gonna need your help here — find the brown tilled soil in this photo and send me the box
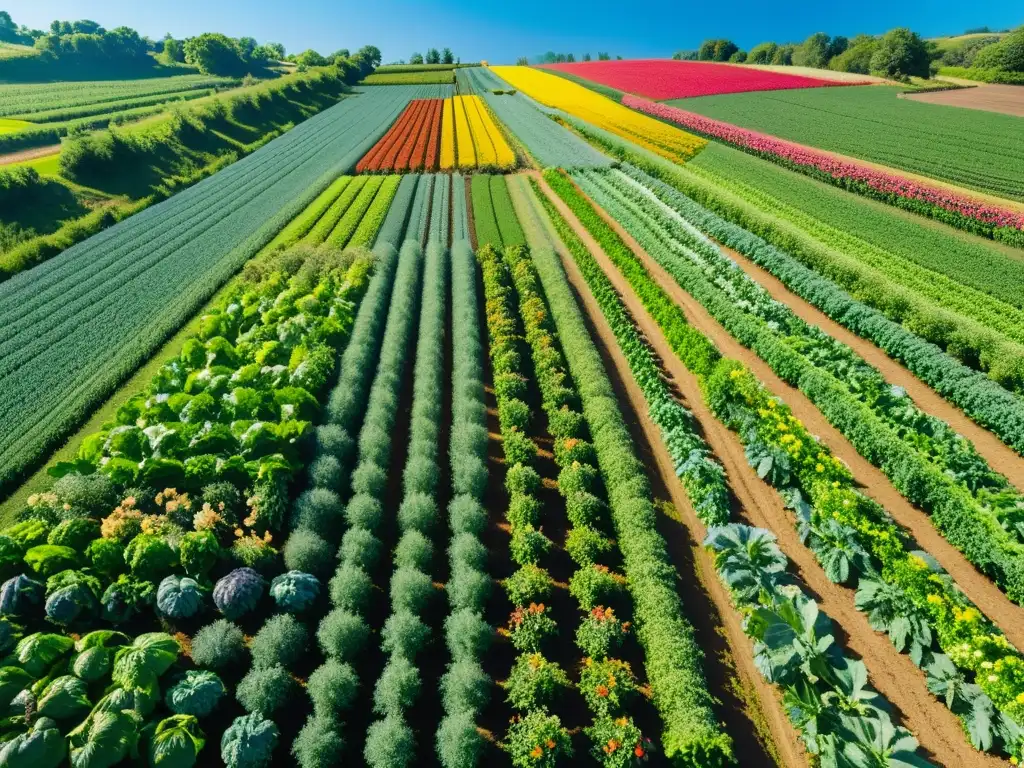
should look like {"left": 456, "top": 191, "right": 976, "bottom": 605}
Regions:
{"left": 903, "top": 84, "right": 1024, "bottom": 117}
{"left": 532, "top": 171, "right": 1007, "bottom": 767}
{"left": 568, "top": 177, "right": 1024, "bottom": 649}
{"left": 719, "top": 242, "right": 1024, "bottom": 491}
{"left": 0, "top": 144, "right": 60, "bottom": 166}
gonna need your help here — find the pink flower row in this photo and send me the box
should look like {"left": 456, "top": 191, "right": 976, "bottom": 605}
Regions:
{"left": 623, "top": 95, "right": 1024, "bottom": 232}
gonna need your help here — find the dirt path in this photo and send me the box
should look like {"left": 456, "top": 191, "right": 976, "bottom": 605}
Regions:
{"left": 0, "top": 144, "right": 60, "bottom": 167}
{"left": 719, "top": 242, "right": 1024, "bottom": 491}
{"left": 531, "top": 172, "right": 1009, "bottom": 766}
{"left": 903, "top": 83, "right": 1024, "bottom": 117}
{"left": 570, "top": 178, "right": 1024, "bottom": 647}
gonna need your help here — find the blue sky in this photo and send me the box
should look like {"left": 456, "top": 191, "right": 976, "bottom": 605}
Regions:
{"left": 7, "top": 0, "right": 1021, "bottom": 63}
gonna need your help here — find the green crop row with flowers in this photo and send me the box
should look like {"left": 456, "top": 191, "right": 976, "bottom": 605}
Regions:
{"left": 610, "top": 162, "right": 1024, "bottom": 454}
{"left": 538, "top": 168, "right": 1024, "bottom": 760}
{"left": 526, "top": 176, "right": 932, "bottom": 766}
{"left": 571, "top": 166, "right": 1024, "bottom": 605}
{"left": 500, "top": 239, "right": 659, "bottom": 767}
{"left": 518, "top": 194, "right": 733, "bottom": 765}
{"left": 436, "top": 237, "right": 495, "bottom": 767}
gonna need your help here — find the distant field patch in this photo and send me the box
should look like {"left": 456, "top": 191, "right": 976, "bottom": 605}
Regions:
{"left": 671, "top": 85, "right": 1024, "bottom": 201}
{"left": 539, "top": 59, "right": 864, "bottom": 99}
{"left": 0, "top": 118, "right": 32, "bottom": 135}
{"left": 361, "top": 70, "right": 455, "bottom": 85}
{"left": 0, "top": 74, "right": 237, "bottom": 118}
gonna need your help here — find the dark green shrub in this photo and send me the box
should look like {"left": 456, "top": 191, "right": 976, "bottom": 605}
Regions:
{"left": 506, "top": 494, "right": 541, "bottom": 529}
{"left": 394, "top": 531, "right": 433, "bottom": 571}
{"left": 250, "top": 613, "right": 308, "bottom": 670}
{"left": 390, "top": 567, "right": 433, "bottom": 614}
{"left": 565, "top": 492, "right": 607, "bottom": 529}
{"left": 448, "top": 533, "right": 487, "bottom": 571}
{"left": 502, "top": 653, "right": 569, "bottom": 710}
{"left": 452, "top": 457, "right": 487, "bottom": 499}
{"left": 505, "top": 464, "right": 540, "bottom": 496}
{"left": 502, "top": 431, "right": 536, "bottom": 467}
{"left": 307, "top": 659, "right": 359, "bottom": 717}
{"left": 345, "top": 493, "right": 384, "bottom": 531}
{"left": 436, "top": 711, "right": 484, "bottom": 768}
{"left": 283, "top": 529, "right": 333, "bottom": 577}
{"left": 493, "top": 372, "right": 527, "bottom": 401}
{"left": 201, "top": 481, "right": 243, "bottom": 521}
{"left": 440, "top": 658, "right": 491, "bottom": 716}
{"left": 497, "top": 399, "right": 531, "bottom": 433}
{"left": 52, "top": 473, "right": 116, "bottom": 515}
{"left": 448, "top": 496, "right": 486, "bottom": 536}
{"left": 191, "top": 619, "right": 247, "bottom": 670}
{"left": 236, "top": 664, "right": 298, "bottom": 714}
{"left": 317, "top": 608, "right": 370, "bottom": 662}
{"left": 444, "top": 609, "right": 492, "bottom": 663}
{"left": 338, "top": 527, "right": 383, "bottom": 571}
{"left": 503, "top": 564, "right": 551, "bottom": 606}
{"left": 568, "top": 565, "right": 626, "bottom": 611}
{"left": 292, "top": 489, "right": 344, "bottom": 540}
{"left": 447, "top": 565, "right": 491, "bottom": 612}
{"left": 329, "top": 563, "right": 374, "bottom": 612}
{"left": 47, "top": 518, "right": 100, "bottom": 551}
{"left": 558, "top": 462, "right": 599, "bottom": 497}
{"left": 554, "top": 437, "right": 596, "bottom": 467}
{"left": 398, "top": 493, "right": 437, "bottom": 534}
{"left": 404, "top": 456, "right": 439, "bottom": 496}
{"left": 86, "top": 537, "right": 125, "bottom": 579}
{"left": 364, "top": 714, "right": 415, "bottom": 768}
{"left": 548, "top": 406, "right": 585, "bottom": 439}
{"left": 308, "top": 455, "right": 345, "bottom": 493}
{"left": 509, "top": 526, "right": 552, "bottom": 566}
{"left": 359, "top": 424, "right": 392, "bottom": 467}
{"left": 315, "top": 424, "right": 354, "bottom": 462}
{"left": 293, "top": 716, "right": 345, "bottom": 768}
{"left": 373, "top": 655, "right": 421, "bottom": 717}
{"left": 381, "top": 610, "right": 430, "bottom": 659}
{"left": 180, "top": 530, "right": 221, "bottom": 576}
{"left": 351, "top": 461, "right": 387, "bottom": 498}
{"left": 450, "top": 422, "right": 488, "bottom": 461}
{"left": 564, "top": 526, "right": 613, "bottom": 566}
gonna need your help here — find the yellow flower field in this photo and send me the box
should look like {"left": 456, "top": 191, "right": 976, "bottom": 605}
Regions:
{"left": 440, "top": 98, "right": 456, "bottom": 170}
{"left": 490, "top": 65, "right": 706, "bottom": 164}
{"left": 439, "top": 96, "right": 517, "bottom": 172}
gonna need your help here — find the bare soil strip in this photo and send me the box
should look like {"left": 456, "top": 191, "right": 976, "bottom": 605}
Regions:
{"left": 719, "top": 241, "right": 1024, "bottom": 491}
{"left": 0, "top": 144, "right": 60, "bottom": 166}
{"left": 532, "top": 171, "right": 1008, "bottom": 766}
{"left": 903, "top": 84, "right": 1024, "bottom": 118}
{"left": 567, "top": 176, "right": 1024, "bottom": 648}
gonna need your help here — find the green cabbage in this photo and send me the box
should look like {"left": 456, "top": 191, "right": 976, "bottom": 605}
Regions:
{"left": 165, "top": 670, "right": 225, "bottom": 717}
{"left": 148, "top": 715, "right": 205, "bottom": 768}
{"left": 0, "top": 716, "right": 66, "bottom": 768}
{"left": 220, "top": 713, "right": 278, "bottom": 768}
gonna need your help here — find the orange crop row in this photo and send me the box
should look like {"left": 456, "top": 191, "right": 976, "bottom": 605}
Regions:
{"left": 356, "top": 99, "right": 443, "bottom": 173}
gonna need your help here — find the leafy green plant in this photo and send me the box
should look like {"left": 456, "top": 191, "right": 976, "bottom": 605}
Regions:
{"left": 502, "top": 652, "right": 570, "bottom": 710}
{"left": 307, "top": 659, "right": 359, "bottom": 718}
{"left": 506, "top": 603, "right": 557, "bottom": 653}
{"left": 575, "top": 606, "right": 630, "bottom": 660}
{"left": 503, "top": 709, "right": 572, "bottom": 768}
{"left": 236, "top": 664, "right": 298, "bottom": 715}
{"left": 190, "top": 620, "right": 246, "bottom": 670}
{"left": 503, "top": 564, "right": 552, "bottom": 606}
{"left": 220, "top": 713, "right": 278, "bottom": 768}
{"left": 165, "top": 670, "right": 225, "bottom": 718}
{"left": 147, "top": 714, "right": 205, "bottom": 768}
{"left": 250, "top": 613, "right": 308, "bottom": 670}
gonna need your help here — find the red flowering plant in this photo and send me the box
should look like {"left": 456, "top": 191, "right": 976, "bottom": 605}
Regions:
{"left": 575, "top": 605, "right": 630, "bottom": 659}
{"left": 505, "top": 602, "right": 559, "bottom": 653}
{"left": 585, "top": 715, "right": 652, "bottom": 768}
{"left": 625, "top": 95, "right": 1024, "bottom": 245}
{"left": 579, "top": 657, "right": 638, "bottom": 716}
{"left": 504, "top": 710, "right": 573, "bottom": 768}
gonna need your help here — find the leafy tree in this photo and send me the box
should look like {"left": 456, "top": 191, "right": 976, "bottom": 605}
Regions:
{"left": 357, "top": 45, "right": 382, "bottom": 67}
{"left": 441, "top": 47, "right": 454, "bottom": 64}
{"left": 516, "top": 56, "right": 528, "bottom": 65}
{"left": 869, "top": 27, "right": 931, "bottom": 78}
{"left": 748, "top": 41, "right": 779, "bottom": 63}
{"left": 729, "top": 50, "right": 747, "bottom": 62}
{"left": 794, "top": 32, "right": 831, "bottom": 68}
{"left": 972, "top": 25, "right": 1024, "bottom": 71}
{"left": 566, "top": 53, "right": 575, "bottom": 62}
{"left": 294, "top": 48, "right": 328, "bottom": 67}
{"left": 72, "top": 20, "right": 104, "bottom": 35}
{"left": 597, "top": 52, "right": 610, "bottom": 60}
{"left": 184, "top": 32, "right": 245, "bottom": 75}
{"left": 409, "top": 52, "right": 424, "bottom": 65}
{"left": 829, "top": 34, "right": 878, "bottom": 73}
{"left": 827, "top": 35, "right": 849, "bottom": 59}
{"left": 426, "top": 47, "right": 440, "bottom": 64}
{"left": 771, "top": 44, "right": 795, "bottom": 64}
{"left": 583, "top": 52, "right": 591, "bottom": 61}
{"left": 161, "top": 36, "right": 185, "bottom": 63}
{"left": 0, "top": 11, "right": 18, "bottom": 43}
{"left": 698, "top": 39, "right": 739, "bottom": 61}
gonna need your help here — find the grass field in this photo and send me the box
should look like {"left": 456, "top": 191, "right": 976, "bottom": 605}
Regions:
{"left": 0, "top": 117, "right": 31, "bottom": 134}
{"left": 671, "top": 85, "right": 1024, "bottom": 201}
{"left": 361, "top": 70, "right": 455, "bottom": 85}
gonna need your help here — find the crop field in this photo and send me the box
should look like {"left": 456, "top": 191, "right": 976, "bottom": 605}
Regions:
{"left": 3, "top": 27, "right": 1024, "bottom": 768}
{"left": 0, "top": 74, "right": 238, "bottom": 118}
{"left": 356, "top": 99, "right": 444, "bottom": 172}
{"left": 540, "top": 58, "right": 864, "bottom": 99}
{"left": 491, "top": 65, "right": 708, "bottom": 164}
{"left": 438, "top": 95, "right": 516, "bottom": 171}
{"left": 666, "top": 85, "right": 1024, "bottom": 202}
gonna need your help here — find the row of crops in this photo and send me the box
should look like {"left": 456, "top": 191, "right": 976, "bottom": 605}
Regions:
{"left": 0, "top": 84, "right": 448, "bottom": 500}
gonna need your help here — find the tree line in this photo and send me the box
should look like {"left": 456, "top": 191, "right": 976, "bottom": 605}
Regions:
{"left": 677, "top": 24, "right": 1023, "bottom": 80}
{"left": 405, "top": 48, "right": 458, "bottom": 65}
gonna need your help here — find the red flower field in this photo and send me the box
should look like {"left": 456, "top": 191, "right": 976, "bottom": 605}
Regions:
{"left": 356, "top": 98, "right": 443, "bottom": 173}
{"left": 540, "top": 59, "right": 864, "bottom": 100}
